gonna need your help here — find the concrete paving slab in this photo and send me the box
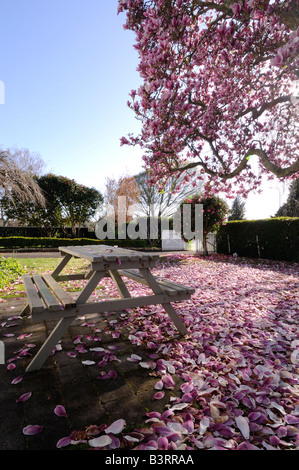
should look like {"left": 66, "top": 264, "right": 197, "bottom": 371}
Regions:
{"left": 0, "top": 297, "right": 181, "bottom": 450}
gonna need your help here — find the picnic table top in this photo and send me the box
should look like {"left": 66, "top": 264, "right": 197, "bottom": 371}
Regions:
{"left": 59, "top": 245, "right": 160, "bottom": 263}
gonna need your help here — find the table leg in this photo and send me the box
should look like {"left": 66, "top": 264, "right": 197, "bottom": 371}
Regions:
{"left": 76, "top": 271, "right": 106, "bottom": 304}
{"left": 139, "top": 268, "right": 188, "bottom": 335}
{"left": 26, "top": 316, "right": 75, "bottom": 372}
{"left": 26, "top": 271, "right": 105, "bottom": 372}
{"left": 158, "top": 302, "right": 188, "bottom": 335}
{"left": 51, "top": 253, "right": 72, "bottom": 279}
{"left": 109, "top": 270, "right": 131, "bottom": 298}
{"left": 20, "top": 303, "right": 30, "bottom": 318}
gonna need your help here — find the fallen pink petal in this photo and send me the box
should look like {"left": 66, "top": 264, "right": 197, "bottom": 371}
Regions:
{"left": 154, "top": 379, "right": 164, "bottom": 390}
{"left": 108, "top": 434, "right": 121, "bottom": 449}
{"left": 152, "top": 391, "right": 165, "bottom": 400}
{"left": 235, "top": 416, "right": 250, "bottom": 440}
{"left": 16, "top": 392, "right": 32, "bottom": 403}
{"left": 11, "top": 375, "right": 23, "bottom": 385}
{"left": 56, "top": 436, "right": 72, "bottom": 448}
{"left": 67, "top": 352, "right": 77, "bottom": 358}
{"left": 54, "top": 405, "right": 68, "bottom": 418}
{"left": 105, "top": 419, "right": 126, "bottom": 435}
{"left": 127, "top": 353, "right": 142, "bottom": 362}
{"left": 22, "top": 425, "right": 43, "bottom": 435}
{"left": 97, "top": 370, "right": 117, "bottom": 380}
{"left": 17, "top": 333, "right": 32, "bottom": 340}
{"left": 89, "top": 435, "right": 112, "bottom": 448}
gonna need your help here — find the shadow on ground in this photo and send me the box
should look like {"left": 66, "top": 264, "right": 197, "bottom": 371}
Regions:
{"left": 0, "top": 297, "right": 182, "bottom": 450}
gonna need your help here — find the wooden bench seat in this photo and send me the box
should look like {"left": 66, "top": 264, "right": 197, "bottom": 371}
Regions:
{"left": 21, "top": 246, "right": 193, "bottom": 373}
{"left": 22, "top": 274, "right": 76, "bottom": 318}
{"left": 118, "top": 269, "right": 195, "bottom": 297}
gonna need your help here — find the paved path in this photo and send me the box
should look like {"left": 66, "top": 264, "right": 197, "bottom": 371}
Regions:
{"left": 0, "top": 296, "right": 182, "bottom": 450}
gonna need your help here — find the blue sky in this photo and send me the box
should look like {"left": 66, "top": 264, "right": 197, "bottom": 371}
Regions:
{"left": 0, "top": 0, "right": 288, "bottom": 219}
{"left": 0, "top": 0, "right": 143, "bottom": 188}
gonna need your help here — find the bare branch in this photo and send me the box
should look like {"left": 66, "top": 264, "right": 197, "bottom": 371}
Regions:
{"left": 0, "top": 149, "right": 46, "bottom": 207}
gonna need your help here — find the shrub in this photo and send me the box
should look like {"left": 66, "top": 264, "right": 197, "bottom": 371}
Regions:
{"left": 0, "top": 257, "right": 24, "bottom": 289}
{"left": 0, "top": 237, "right": 148, "bottom": 250}
{"left": 179, "top": 194, "right": 229, "bottom": 255}
{"left": 216, "top": 217, "right": 299, "bottom": 261}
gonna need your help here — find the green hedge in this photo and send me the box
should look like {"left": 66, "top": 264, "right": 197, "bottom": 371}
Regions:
{"left": 216, "top": 217, "right": 299, "bottom": 262}
{"left": 0, "top": 237, "right": 148, "bottom": 250}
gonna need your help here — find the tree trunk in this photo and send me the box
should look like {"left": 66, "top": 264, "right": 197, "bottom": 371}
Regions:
{"left": 203, "top": 234, "right": 208, "bottom": 256}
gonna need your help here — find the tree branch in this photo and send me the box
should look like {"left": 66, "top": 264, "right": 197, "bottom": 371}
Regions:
{"left": 169, "top": 148, "right": 299, "bottom": 180}
{"left": 192, "top": 0, "right": 299, "bottom": 30}
{"left": 237, "top": 95, "right": 292, "bottom": 120}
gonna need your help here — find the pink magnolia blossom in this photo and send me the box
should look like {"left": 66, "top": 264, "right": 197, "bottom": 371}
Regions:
{"left": 118, "top": 0, "right": 299, "bottom": 197}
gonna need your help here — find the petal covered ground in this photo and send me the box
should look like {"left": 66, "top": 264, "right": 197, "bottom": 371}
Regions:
{"left": 2, "top": 253, "right": 299, "bottom": 450}
{"left": 108, "top": 254, "right": 299, "bottom": 450}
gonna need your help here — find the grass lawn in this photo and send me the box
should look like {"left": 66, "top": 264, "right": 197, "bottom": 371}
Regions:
{"left": 0, "top": 257, "right": 90, "bottom": 299}
{"left": 0, "top": 254, "right": 179, "bottom": 299}
{"left": 17, "top": 256, "right": 90, "bottom": 274}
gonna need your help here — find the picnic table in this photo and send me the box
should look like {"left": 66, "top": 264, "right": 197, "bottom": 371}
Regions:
{"left": 21, "top": 245, "right": 194, "bottom": 372}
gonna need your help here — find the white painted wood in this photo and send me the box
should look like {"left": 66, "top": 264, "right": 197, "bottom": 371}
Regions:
{"left": 75, "top": 271, "right": 106, "bottom": 304}
{"left": 22, "top": 275, "right": 44, "bottom": 313}
{"left": 91, "top": 259, "right": 157, "bottom": 272}
{"left": 24, "top": 245, "right": 192, "bottom": 371}
{"left": 42, "top": 274, "right": 76, "bottom": 308}
{"left": 119, "top": 269, "right": 178, "bottom": 296}
{"left": 73, "top": 292, "right": 190, "bottom": 316}
{"left": 59, "top": 245, "right": 159, "bottom": 263}
{"left": 108, "top": 270, "right": 131, "bottom": 298}
{"left": 139, "top": 268, "right": 188, "bottom": 335}
{"left": 25, "top": 316, "right": 75, "bottom": 372}
{"left": 52, "top": 253, "right": 72, "bottom": 278}
{"left": 20, "top": 303, "right": 30, "bottom": 317}
{"left": 32, "top": 274, "right": 60, "bottom": 311}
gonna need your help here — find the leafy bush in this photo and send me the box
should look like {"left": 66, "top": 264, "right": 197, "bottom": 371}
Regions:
{"left": 0, "top": 237, "right": 148, "bottom": 250}
{"left": 178, "top": 194, "right": 229, "bottom": 255}
{"left": 0, "top": 257, "right": 25, "bottom": 288}
{"left": 216, "top": 217, "right": 299, "bottom": 261}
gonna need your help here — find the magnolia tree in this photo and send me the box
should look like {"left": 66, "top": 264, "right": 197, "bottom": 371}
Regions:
{"left": 118, "top": 0, "right": 299, "bottom": 198}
